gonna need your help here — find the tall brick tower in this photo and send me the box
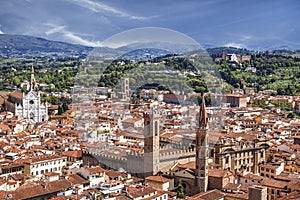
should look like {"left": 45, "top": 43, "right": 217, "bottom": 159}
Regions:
{"left": 194, "top": 95, "right": 209, "bottom": 193}
{"left": 143, "top": 107, "right": 160, "bottom": 178}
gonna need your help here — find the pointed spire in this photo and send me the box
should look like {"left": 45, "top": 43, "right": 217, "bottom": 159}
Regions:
{"left": 30, "top": 64, "right": 36, "bottom": 91}
{"left": 199, "top": 94, "right": 208, "bottom": 128}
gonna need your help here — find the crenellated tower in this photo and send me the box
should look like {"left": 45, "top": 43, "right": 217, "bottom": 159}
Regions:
{"left": 194, "top": 95, "right": 209, "bottom": 193}
{"left": 143, "top": 106, "right": 160, "bottom": 178}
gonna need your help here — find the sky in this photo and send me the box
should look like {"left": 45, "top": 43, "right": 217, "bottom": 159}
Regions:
{"left": 0, "top": 0, "right": 299, "bottom": 49}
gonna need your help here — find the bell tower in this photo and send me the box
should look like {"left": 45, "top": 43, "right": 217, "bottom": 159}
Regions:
{"left": 194, "top": 95, "right": 209, "bottom": 193}
{"left": 30, "top": 65, "right": 36, "bottom": 91}
{"left": 143, "top": 106, "right": 160, "bottom": 178}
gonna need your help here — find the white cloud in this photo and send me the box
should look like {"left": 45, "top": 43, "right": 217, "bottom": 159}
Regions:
{"left": 45, "top": 25, "right": 66, "bottom": 35}
{"left": 224, "top": 42, "right": 246, "bottom": 49}
{"left": 63, "top": 32, "right": 103, "bottom": 47}
{"left": 69, "top": 0, "right": 147, "bottom": 20}
{"left": 45, "top": 23, "right": 102, "bottom": 47}
{"left": 241, "top": 35, "right": 252, "bottom": 40}
{"left": 0, "top": 30, "right": 3, "bottom": 34}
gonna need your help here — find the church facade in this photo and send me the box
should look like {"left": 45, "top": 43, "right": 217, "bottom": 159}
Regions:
{"left": 14, "top": 90, "right": 48, "bottom": 122}
{"left": 3, "top": 66, "right": 48, "bottom": 122}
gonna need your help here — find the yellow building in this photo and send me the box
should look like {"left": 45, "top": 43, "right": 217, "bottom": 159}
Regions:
{"left": 145, "top": 175, "right": 172, "bottom": 191}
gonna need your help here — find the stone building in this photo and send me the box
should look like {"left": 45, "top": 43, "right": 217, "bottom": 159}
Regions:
{"left": 85, "top": 105, "right": 196, "bottom": 178}
{"left": 220, "top": 49, "right": 251, "bottom": 63}
{"left": 214, "top": 133, "right": 270, "bottom": 174}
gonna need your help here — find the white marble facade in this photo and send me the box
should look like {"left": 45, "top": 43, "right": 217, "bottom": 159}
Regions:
{"left": 15, "top": 89, "right": 48, "bottom": 122}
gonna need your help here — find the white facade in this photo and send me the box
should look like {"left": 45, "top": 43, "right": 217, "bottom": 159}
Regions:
{"left": 15, "top": 90, "right": 48, "bottom": 122}
{"left": 76, "top": 167, "right": 105, "bottom": 188}
{"left": 24, "top": 156, "right": 67, "bottom": 178}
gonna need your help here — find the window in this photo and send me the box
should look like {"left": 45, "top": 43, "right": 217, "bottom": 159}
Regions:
{"left": 155, "top": 121, "right": 159, "bottom": 136}
{"left": 225, "top": 157, "right": 229, "bottom": 164}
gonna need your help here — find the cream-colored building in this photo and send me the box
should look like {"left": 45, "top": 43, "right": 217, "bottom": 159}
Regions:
{"left": 23, "top": 155, "right": 67, "bottom": 177}
{"left": 145, "top": 175, "right": 172, "bottom": 191}
{"left": 214, "top": 133, "right": 270, "bottom": 174}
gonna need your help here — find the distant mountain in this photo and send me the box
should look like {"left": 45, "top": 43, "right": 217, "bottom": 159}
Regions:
{"left": 0, "top": 34, "right": 298, "bottom": 59}
{"left": 120, "top": 48, "right": 173, "bottom": 61}
{"left": 206, "top": 47, "right": 253, "bottom": 56}
{"left": 0, "top": 34, "right": 93, "bottom": 58}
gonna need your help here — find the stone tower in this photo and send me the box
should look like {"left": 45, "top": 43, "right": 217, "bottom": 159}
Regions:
{"left": 194, "top": 95, "right": 209, "bottom": 193}
{"left": 121, "top": 77, "right": 129, "bottom": 100}
{"left": 221, "top": 49, "right": 226, "bottom": 60}
{"left": 143, "top": 106, "right": 160, "bottom": 178}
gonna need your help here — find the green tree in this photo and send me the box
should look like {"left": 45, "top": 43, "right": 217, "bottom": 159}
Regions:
{"left": 62, "top": 102, "right": 68, "bottom": 111}
{"left": 287, "top": 112, "right": 296, "bottom": 119}
{"left": 58, "top": 105, "right": 63, "bottom": 115}
{"left": 177, "top": 179, "right": 185, "bottom": 199}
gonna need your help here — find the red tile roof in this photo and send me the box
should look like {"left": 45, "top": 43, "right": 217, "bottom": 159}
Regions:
{"left": 146, "top": 175, "right": 170, "bottom": 183}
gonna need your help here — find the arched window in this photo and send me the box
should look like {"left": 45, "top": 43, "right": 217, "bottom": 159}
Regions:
{"left": 155, "top": 121, "right": 158, "bottom": 136}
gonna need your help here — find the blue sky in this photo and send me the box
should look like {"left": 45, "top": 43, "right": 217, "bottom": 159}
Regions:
{"left": 0, "top": 0, "right": 299, "bottom": 49}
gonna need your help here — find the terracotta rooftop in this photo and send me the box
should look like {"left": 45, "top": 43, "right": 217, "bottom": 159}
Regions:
{"left": 277, "top": 191, "right": 300, "bottom": 200}
{"left": 84, "top": 166, "right": 105, "bottom": 174}
{"left": 127, "top": 186, "right": 157, "bottom": 199}
{"left": 262, "top": 178, "right": 287, "bottom": 189}
{"left": 106, "top": 170, "right": 127, "bottom": 178}
{"left": 190, "top": 189, "right": 225, "bottom": 200}
{"left": 9, "top": 90, "right": 23, "bottom": 99}
{"left": 67, "top": 174, "right": 90, "bottom": 185}
{"left": 208, "top": 169, "right": 232, "bottom": 178}
{"left": 146, "top": 175, "right": 170, "bottom": 183}
{"left": 10, "top": 179, "right": 72, "bottom": 200}
{"left": 23, "top": 154, "right": 66, "bottom": 164}
{"left": 62, "top": 150, "right": 82, "bottom": 158}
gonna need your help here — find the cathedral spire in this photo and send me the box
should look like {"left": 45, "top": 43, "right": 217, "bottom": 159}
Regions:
{"left": 30, "top": 64, "right": 36, "bottom": 91}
